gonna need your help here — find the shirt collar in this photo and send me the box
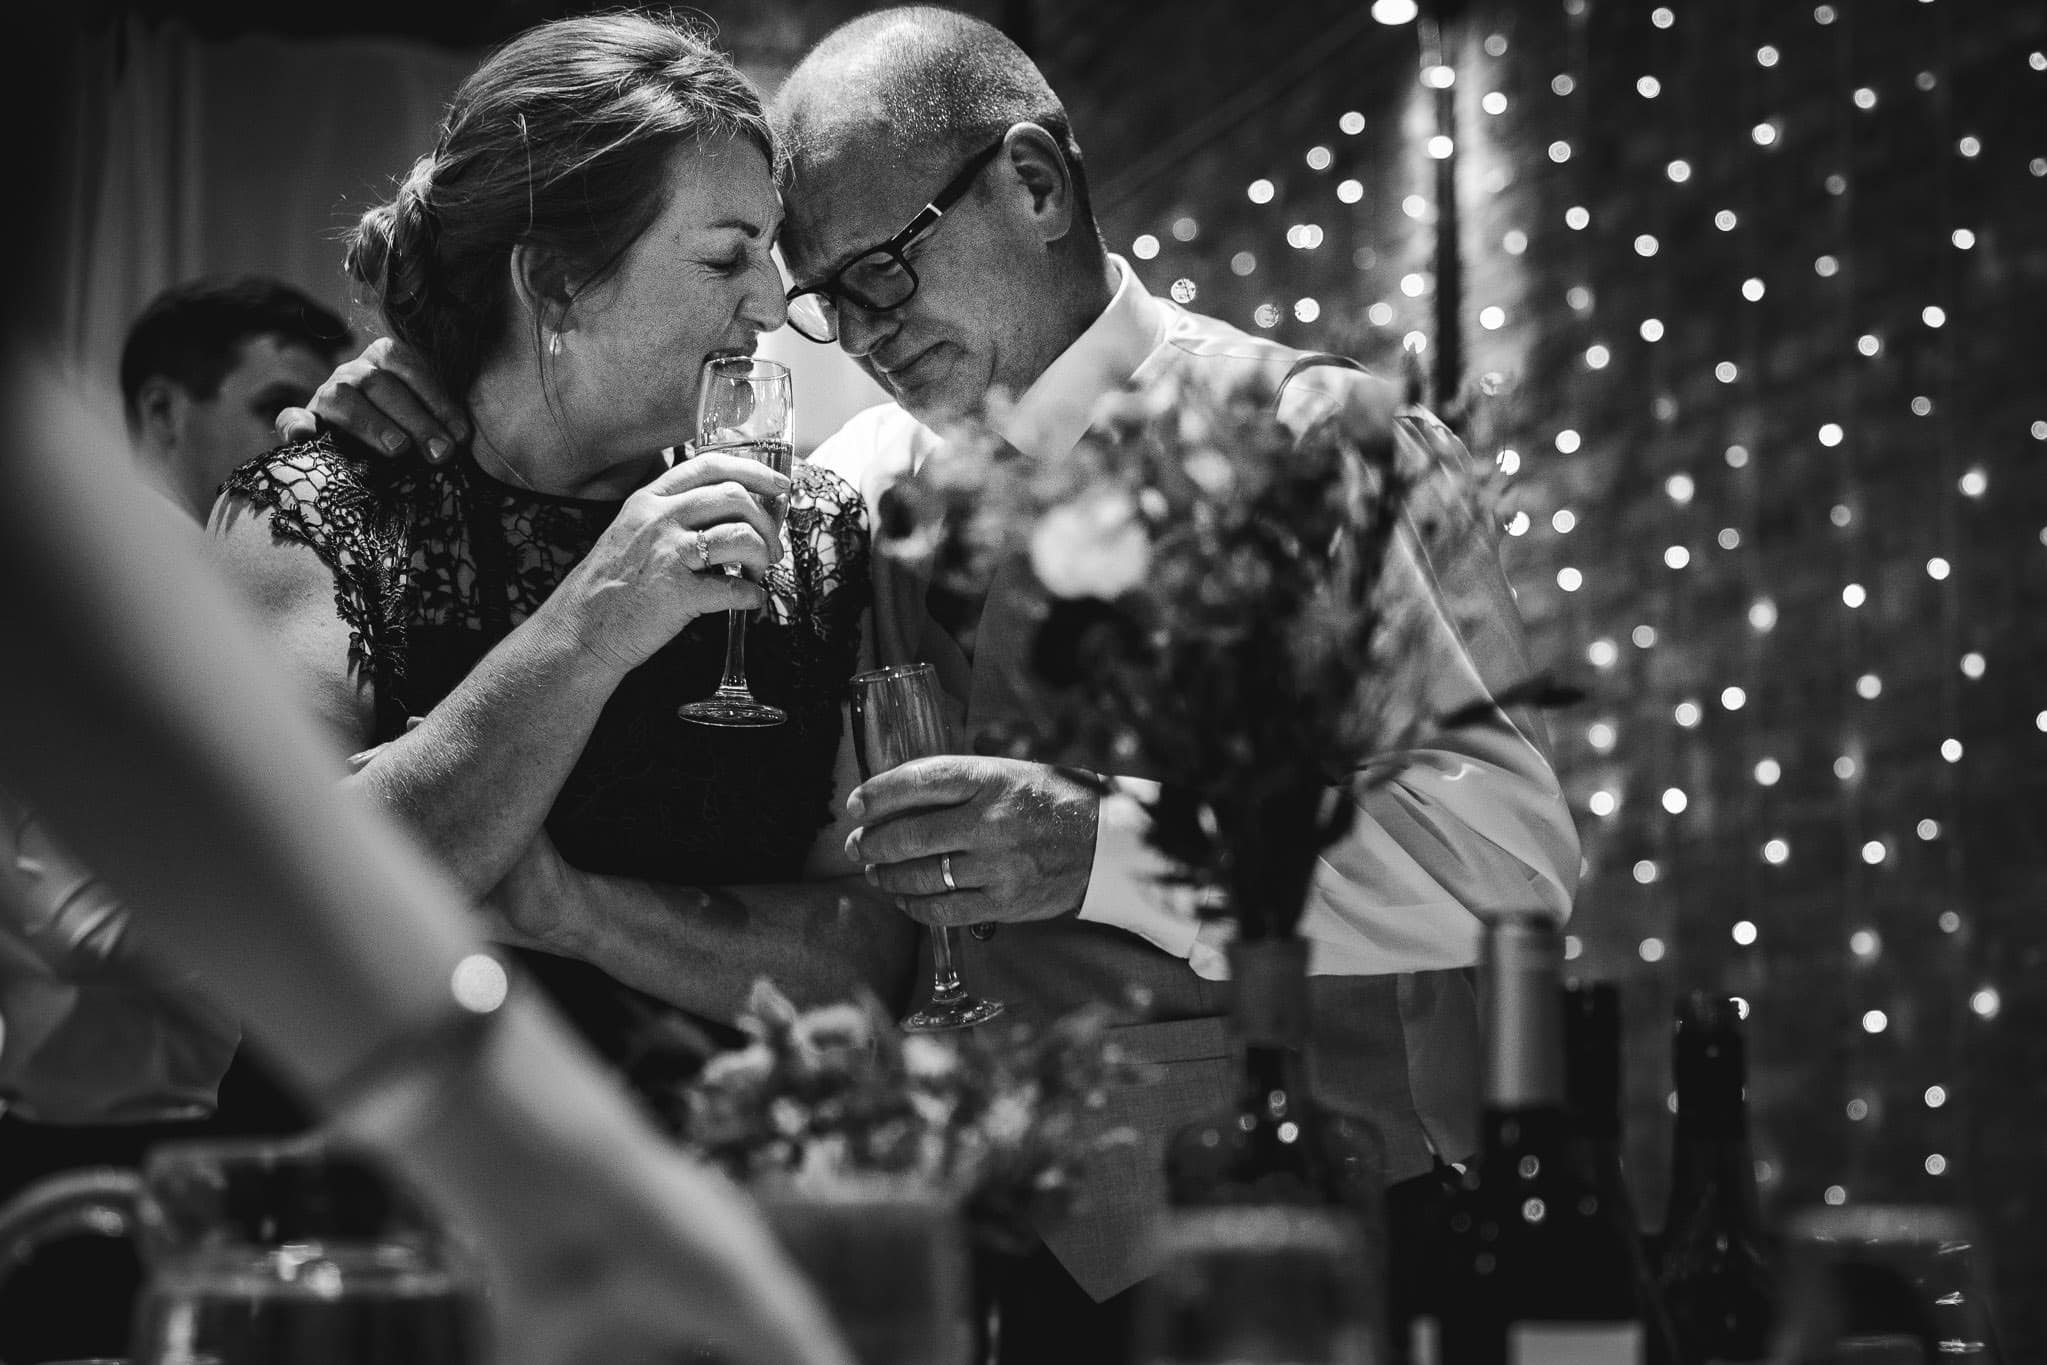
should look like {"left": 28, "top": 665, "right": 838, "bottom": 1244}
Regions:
{"left": 997, "top": 255, "right": 1171, "bottom": 463}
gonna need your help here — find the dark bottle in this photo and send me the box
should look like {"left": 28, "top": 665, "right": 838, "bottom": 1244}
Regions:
{"left": 1656, "top": 992, "right": 1776, "bottom": 1363}
{"left": 1432, "top": 914, "right": 1647, "bottom": 1365}
{"left": 1564, "top": 982, "right": 1681, "bottom": 1365}
{"left": 1164, "top": 937, "right": 1383, "bottom": 1209}
{"left": 1163, "top": 937, "right": 1388, "bottom": 1336}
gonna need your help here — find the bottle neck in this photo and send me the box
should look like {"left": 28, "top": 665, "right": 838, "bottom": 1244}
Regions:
{"left": 1230, "top": 936, "right": 1311, "bottom": 1049}
{"left": 1667, "top": 1010, "right": 1764, "bottom": 1233}
{"left": 1482, "top": 916, "right": 1565, "bottom": 1110}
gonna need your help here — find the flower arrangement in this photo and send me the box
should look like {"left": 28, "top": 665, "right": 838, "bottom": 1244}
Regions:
{"left": 878, "top": 366, "right": 1570, "bottom": 939}
{"left": 654, "top": 979, "right": 1145, "bottom": 1253}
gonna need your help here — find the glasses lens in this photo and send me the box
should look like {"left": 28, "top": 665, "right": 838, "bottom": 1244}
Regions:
{"left": 788, "top": 291, "right": 838, "bottom": 343}
{"left": 839, "top": 248, "right": 918, "bottom": 312}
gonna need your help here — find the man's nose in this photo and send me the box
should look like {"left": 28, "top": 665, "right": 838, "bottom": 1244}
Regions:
{"left": 835, "top": 300, "right": 895, "bottom": 359}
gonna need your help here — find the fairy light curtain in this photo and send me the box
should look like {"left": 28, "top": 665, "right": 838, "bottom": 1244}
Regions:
{"left": 1063, "top": 0, "right": 2047, "bottom": 1350}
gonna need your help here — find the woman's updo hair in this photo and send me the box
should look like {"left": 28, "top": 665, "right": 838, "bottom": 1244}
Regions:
{"left": 346, "top": 13, "right": 774, "bottom": 400}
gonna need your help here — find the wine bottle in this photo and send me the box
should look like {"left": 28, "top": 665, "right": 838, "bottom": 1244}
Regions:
{"left": 1163, "top": 937, "right": 1388, "bottom": 1341}
{"left": 1434, "top": 914, "right": 1646, "bottom": 1365}
{"left": 1656, "top": 992, "right": 1776, "bottom": 1363}
{"left": 1164, "top": 937, "right": 1383, "bottom": 1210}
{"left": 1563, "top": 982, "right": 1681, "bottom": 1365}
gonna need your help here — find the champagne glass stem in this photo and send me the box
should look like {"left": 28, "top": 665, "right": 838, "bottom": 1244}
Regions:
{"left": 718, "top": 600, "right": 750, "bottom": 692}
{"left": 928, "top": 926, "right": 967, "bottom": 1003}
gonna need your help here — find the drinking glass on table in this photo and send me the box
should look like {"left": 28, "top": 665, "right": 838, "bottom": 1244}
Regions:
{"left": 1769, "top": 1204, "right": 2004, "bottom": 1363}
{"left": 1133, "top": 1206, "right": 1381, "bottom": 1365}
{"left": 678, "top": 355, "right": 795, "bottom": 728}
{"left": 848, "top": 663, "right": 1004, "bottom": 1032}
{"left": 0, "top": 1138, "right": 484, "bottom": 1365}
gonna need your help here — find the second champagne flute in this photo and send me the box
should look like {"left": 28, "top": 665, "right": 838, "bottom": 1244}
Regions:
{"left": 849, "top": 663, "right": 1005, "bottom": 1032}
{"left": 678, "top": 354, "right": 794, "bottom": 728}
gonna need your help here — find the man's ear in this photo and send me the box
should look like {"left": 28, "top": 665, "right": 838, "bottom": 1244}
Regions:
{"left": 508, "top": 243, "right": 579, "bottom": 342}
{"left": 132, "top": 376, "right": 184, "bottom": 454}
{"left": 998, "top": 122, "right": 1076, "bottom": 245}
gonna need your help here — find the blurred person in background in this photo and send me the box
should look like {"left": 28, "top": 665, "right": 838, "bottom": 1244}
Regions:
{"left": 1, "top": 275, "right": 348, "bottom": 1359}
{"left": 122, "top": 275, "right": 352, "bottom": 520}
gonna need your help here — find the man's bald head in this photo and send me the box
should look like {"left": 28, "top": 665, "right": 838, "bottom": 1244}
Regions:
{"left": 773, "top": 6, "right": 1096, "bottom": 236}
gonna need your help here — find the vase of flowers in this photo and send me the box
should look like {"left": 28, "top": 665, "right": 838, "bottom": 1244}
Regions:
{"left": 880, "top": 364, "right": 1571, "bottom": 1350}
{"left": 656, "top": 980, "right": 1145, "bottom": 1364}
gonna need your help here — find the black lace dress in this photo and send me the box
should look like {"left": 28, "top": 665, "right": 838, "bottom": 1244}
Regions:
{"left": 223, "top": 439, "right": 869, "bottom": 1084}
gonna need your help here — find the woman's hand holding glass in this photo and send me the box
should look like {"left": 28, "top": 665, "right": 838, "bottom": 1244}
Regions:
{"left": 540, "top": 453, "right": 788, "bottom": 679}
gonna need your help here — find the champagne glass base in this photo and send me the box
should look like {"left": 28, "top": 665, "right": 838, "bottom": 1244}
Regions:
{"left": 678, "top": 691, "right": 786, "bottom": 727}
{"left": 901, "top": 995, "right": 1005, "bottom": 1033}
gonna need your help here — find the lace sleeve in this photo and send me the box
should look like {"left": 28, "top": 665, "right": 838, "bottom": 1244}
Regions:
{"left": 220, "top": 440, "right": 411, "bottom": 685}
{"left": 768, "top": 461, "right": 871, "bottom": 648}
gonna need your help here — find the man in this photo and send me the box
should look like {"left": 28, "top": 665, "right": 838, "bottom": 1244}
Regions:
{"left": 771, "top": 11, "right": 1576, "bottom": 1356}
{"left": 122, "top": 275, "right": 350, "bottom": 519}
{"left": 284, "top": 9, "right": 1579, "bottom": 1359}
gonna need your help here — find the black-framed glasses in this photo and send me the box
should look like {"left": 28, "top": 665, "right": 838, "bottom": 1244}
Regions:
{"left": 785, "top": 139, "right": 1006, "bottom": 344}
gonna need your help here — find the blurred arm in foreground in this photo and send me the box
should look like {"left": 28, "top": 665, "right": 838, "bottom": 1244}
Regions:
{"left": 0, "top": 355, "right": 851, "bottom": 1365}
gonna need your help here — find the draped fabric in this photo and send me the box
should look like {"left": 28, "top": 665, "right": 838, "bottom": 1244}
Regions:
{"left": 33, "top": 18, "right": 885, "bottom": 447}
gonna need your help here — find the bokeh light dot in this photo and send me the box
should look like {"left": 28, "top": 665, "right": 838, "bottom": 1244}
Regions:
{"left": 1941, "top": 738, "right": 1964, "bottom": 763}
{"left": 1754, "top": 758, "right": 1781, "bottom": 786}
{"left": 1556, "top": 566, "right": 1582, "bottom": 592}
{"left": 1639, "top": 937, "right": 1666, "bottom": 963}
{"left": 1721, "top": 686, "right": 1747, "bottom": 711}
{"left": 1675, "top": 701, "right": 1703, "bottom": 728}
{"left": 1971, "top": 987, "right": 2001, "bottom": 1020}
{"left": 1633, "top": 860, "right": 1659, "bottom": 885}
{"left": 1764, "top": 838, "right": 1790, "bottom": 865}
{"left": 1132, "top": 234, "right": 1160, "bottom": 260}
{"left": 1862, "top": 1009, "right": 1888, "bottom": 1034}
{"left": 1732, "top": 920, "right": 1758, "bottom": 946}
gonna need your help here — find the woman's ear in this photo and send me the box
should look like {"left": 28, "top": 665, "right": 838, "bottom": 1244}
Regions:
{"left": 999, "top": 122, "right": 1076, "bottom": 245}
{"left": 508, "top": 244, "right": 577, "bottom": 339}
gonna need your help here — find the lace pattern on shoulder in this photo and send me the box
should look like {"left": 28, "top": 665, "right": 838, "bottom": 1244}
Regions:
{"left": 220, "top": 441, "right": 411, "bottom": 686}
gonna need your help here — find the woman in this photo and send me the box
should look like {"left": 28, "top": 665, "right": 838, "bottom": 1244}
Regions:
{"left": 210, "top": 14, "right": 912, "bottom": 1080}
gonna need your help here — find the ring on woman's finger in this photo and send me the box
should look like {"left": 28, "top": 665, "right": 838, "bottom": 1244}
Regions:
{"left": 940, "top": 854, "right": 959, "bottom": 893}
{"left": 692, "top": 528, "right": 715, "bottom": 571}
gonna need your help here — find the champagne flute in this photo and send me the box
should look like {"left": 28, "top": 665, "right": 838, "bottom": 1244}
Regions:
{"left": 678, "top": 355, "right": 795, "bottom": 727}
{"left": 848, "top": 663, "right": 1005, "bottom": 1032}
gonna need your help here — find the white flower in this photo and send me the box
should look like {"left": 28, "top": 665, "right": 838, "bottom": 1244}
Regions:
{"left": 980, "top": 1089, "right": 1038, "bottom": 1145}
{"left": 902, "top": 1034, "right": 959, "bottom": 1081}
{"left": 1029, "top": 491, "right": 1151, "bottom": 598}
{"left": 698, "top": 1042, "right": 775, "bottom": 1089}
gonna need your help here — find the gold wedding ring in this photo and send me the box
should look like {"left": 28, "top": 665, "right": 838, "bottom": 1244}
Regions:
{"left": 940, "top": 854, "right": 958, "bottom": 893}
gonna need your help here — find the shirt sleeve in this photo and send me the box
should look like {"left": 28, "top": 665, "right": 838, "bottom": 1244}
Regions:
{"left": 1076, "top": 408, "right": 1582, "bottom": 980}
